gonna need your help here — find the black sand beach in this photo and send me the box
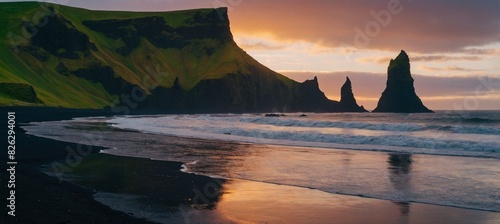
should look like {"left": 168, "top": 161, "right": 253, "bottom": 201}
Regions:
{"left": 1, "top": 107, "right": 224, "bottom": 223}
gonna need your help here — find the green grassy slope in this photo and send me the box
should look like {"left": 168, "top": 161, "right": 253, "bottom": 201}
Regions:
{"left": 0, "top": 2, "right": 117, "bottom": 108}
{"left": 0, "top": 2, "right": 296, "bottom": 108}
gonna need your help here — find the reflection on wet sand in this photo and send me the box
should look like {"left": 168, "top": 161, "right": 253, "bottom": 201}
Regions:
{"left": 216, "top": 179, "right": 401, "bottom": 224}
{"left": 207, "top": 178, "right": 500, "bottom": 224}
{"left": 388, "top": 153, "right": 413, "bottom": 217}
{"left": 395, "top": 202, "right": 410, "bottom": 216}
{"left": 388, "top": 153, "right": 413, "bottom": 174}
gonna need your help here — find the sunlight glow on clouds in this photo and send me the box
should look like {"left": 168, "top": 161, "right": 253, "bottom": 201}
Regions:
{"left": 419, "top": 66, "right": 485, "bottom": 73}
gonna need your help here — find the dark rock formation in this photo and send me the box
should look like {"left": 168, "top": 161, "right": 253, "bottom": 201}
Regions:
{"left": 340, "top": 77, "right": 367, "bottom": 112}
{"left": 139, "top": 74, "right": 374, "bottom": 113}
{"left": 83, "top": 17, "right": 184, "bottom": 55}
{"left": 140, "top": 74, "right": 291, "bottom": 113}
{"left": 139, "top": 75, "right": 361, "bottom": 113}
{"left": 373, "top": 50, "right": 433, "bottom": 113}
{"left": 55, "top": 63, "right": 136, "bottom": 95}
{"left": 0, "top": 83, "right": 43, "bottom": 104}
{"left": 29, "top": 15, "right": 96, "bottom": 59}
{"left": 292, "top": 77, "right": 333, "bottom": 112}
{"left": 82, "top": 11, "right": 232, "bottom": 56}
{"left": 265, "top": 113, "right": 286, "bottom": 117}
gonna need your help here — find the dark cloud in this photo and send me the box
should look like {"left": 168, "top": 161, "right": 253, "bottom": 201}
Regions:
{"left": 229, "top": 0, "right": 500, "bottom": 53}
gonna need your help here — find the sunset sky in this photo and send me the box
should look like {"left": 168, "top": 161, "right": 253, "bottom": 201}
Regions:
{"left": 4, "top": 0, "right": 500, "bottom": 110}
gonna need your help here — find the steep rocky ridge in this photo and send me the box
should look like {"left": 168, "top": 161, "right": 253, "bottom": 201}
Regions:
{"left": 340, "top": 77, "right": 367, "bottom": 112}
{"left": 373, "top": 50, "right": 432, "bottom": 113}
{"left": 0, "top": 2, "right": 365, "bottom": 112}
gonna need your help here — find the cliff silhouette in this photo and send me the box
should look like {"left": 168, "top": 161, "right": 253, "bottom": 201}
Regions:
{"left": 0, "top": 2, "right": 365, "bottom": 113}
{"left": 373, "top": 50, "right": 433, "bottom": 113}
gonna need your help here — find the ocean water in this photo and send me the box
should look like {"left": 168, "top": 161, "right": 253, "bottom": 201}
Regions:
{"left": 109, "top": 111, "right": 500, "bottom": 158}
{"left": 23, "top": 111, "right": 500, "bottom": 215}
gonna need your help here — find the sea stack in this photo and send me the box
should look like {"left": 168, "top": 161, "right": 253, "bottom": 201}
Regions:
{"left": 373, "top": 50, "right": 433, "bottom": 113}
{"left": 340, "top": 77, "right": 367, "bottom": 112}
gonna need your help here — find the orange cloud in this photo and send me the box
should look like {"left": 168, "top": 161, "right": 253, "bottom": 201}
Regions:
{"left": 357, "top": 56, "right": 392, "bottom": 64}
{"left": 419, "top": 66, "right": 484, "bottom": 72}
{"left": 238, "top": 42, "right": 285, "bottom": 50}
{"left": 411, "top": 55, "right": 483, "bottom": 62}
{"left": 234, "top": 36, "right": 287, "bottom": 50}
{"left": 459, "top": 48, "right": 500, "bottom": 55}
{"left": 358, "top": 55, "right": 484, "bottom": 65}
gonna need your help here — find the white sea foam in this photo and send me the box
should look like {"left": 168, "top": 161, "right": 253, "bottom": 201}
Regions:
{"left": 108, "top": 113, "right": 500, "bottom": 159}
{"left": 238, "top": 116, "right": 500, "bottom": 135}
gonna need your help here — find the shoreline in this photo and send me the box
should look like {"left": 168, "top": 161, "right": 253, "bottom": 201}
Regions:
{"left": 3, "top": 127, "right": 156, "bottom": 223}
{"left": 1, "top": 108, "right": 226, "bottom": 223}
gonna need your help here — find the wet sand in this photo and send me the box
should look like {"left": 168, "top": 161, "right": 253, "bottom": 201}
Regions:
{"left": 2, "top": 122, "right": 155, "bottom": 223}
{"left": 1, "top": 107, "right": 225, "bottom": 223}
{"left": 215, "top": 179, "right": 500, "bottom": 224}
{"left": 49, "top": 143, "right": 500, "bottom": 224}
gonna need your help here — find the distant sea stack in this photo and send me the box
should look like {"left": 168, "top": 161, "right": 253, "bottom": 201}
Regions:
{"left": 373, "top": 50, "right": 433, "bottom": 113}
{"left": 340, "top": 77, "right": 367, "bottom": 112}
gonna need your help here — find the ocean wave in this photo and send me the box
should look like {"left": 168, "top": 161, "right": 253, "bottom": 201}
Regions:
{"left": 212, "top": 128, "right": 499, "bottom": 154}
{"left": 239, "top": 117, "right": 425, "bottom": 132}
{"left": 238, "top": 116, "right": 500, "bottom": 135}
{"left": 108, "top": 115, "right": 500, "bottom": 158}
{"left": 462, "top": 117, "right": 500, "bottom": 124}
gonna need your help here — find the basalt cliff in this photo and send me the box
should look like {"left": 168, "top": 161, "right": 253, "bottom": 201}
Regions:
{"left": 373, "top": 50, "right": 432, "bottom": 113}
{"left": 340, "top": 77, "right": 367, "bottom": 112}
{"left": 0, "top": 2, "right": 365, "bottom": 113}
